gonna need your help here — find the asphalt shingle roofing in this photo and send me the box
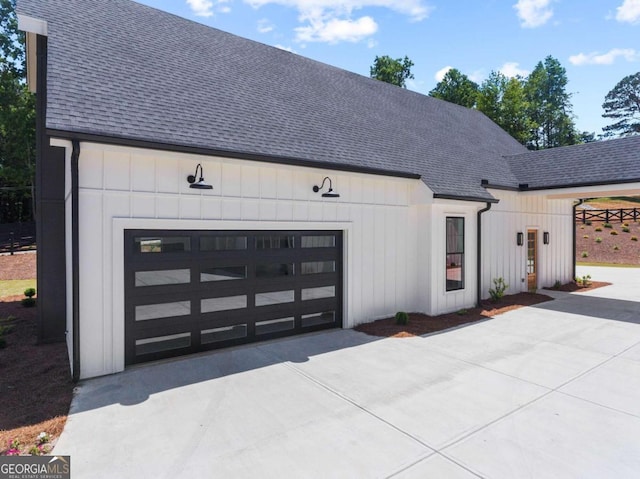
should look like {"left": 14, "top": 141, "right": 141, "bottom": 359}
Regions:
{"left": 17, "top": 0, "right": 639, "bottom": 202}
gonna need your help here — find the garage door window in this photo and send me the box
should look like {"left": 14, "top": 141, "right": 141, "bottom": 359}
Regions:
{"left": 200, "top": 236, "right": 247, "bottom": 251}
{"left": 135, "top": 236, "right": 191, "bottom": 253}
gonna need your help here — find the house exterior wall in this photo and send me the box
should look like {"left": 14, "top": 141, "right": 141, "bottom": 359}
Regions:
{"left": 481, "top": 190, "right": 574, "bottom": 298}
{"left": 68, "top": 141, "right": 428, "bottom": 378}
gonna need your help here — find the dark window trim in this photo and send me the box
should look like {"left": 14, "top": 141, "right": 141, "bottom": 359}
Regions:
{"left": 446, "top": 217, "right": 465, "bottom": 292}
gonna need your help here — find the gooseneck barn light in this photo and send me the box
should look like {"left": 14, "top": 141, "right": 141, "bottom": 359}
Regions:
{"left": 312, "top": 177, "right": 340, "bottom": 198}
{"left": 187, "top": 163, "right": 213, "bottom": 190}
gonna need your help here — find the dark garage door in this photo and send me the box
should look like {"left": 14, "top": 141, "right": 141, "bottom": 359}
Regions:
{"left": 124, "top": 230, "right": 343, "bottom": 365}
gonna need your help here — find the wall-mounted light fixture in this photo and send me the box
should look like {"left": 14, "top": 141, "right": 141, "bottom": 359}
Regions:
{"left": 312, "top": 177, "right": 340, "bottom": 198}
{"left": 543, "top": 231, "right": 550, "bottom": 245}
{"left": 187, "top": 163, "right": 213, "bottom": 190}
{"left": 517, "top": 232, "right": 524, "bottom": 246}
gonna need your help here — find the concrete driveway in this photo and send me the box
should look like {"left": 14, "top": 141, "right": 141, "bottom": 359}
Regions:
{"left": 55, "top": 266, "right": 640, "bottom": 478}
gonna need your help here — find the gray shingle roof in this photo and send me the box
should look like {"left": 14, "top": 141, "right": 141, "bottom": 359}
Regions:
{"left": 18, "top": 0, "right": 530, "bottom": 202}
{"left": 505, "top": 135, "right": 640, "bottom": 190}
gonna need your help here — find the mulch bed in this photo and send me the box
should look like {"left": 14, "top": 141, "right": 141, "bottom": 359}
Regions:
{"left": 0, "top": 254, "right": 73, "bottom": 456}
{"left": 355, "top": 292, "right": 553, "bottom": 338}
{"left": 544, "top": 281, "right": 611, "bottom": 293}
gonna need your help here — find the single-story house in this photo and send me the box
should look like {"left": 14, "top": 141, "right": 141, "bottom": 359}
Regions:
{"left": 17, "top": 0, "right": 640, "bottom": 380}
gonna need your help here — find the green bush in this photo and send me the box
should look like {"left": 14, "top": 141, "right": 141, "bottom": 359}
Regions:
{"left": 595, "top": 237, "right": 602, "bottom": 243}
{"left": 595, "top": 226, "right": 603, "bottom": 232}
{"left": 575, "top": 274, "right": 591, "bottom": 287}
{"left": 632, "top": 236, "right": 638, "bottom": 242}
{"left": 553, "top": 280, "right": 562, "bottom": 289}
{"left": 613, "top": 245, "right": 620, "bottom": 251}
{"left": 395, "top": 311, "right": 409, "bottom": 325}
{"left": 611, "top": 230, "right": 618, "bottom": 236}
{"left": 24, "top": 288, "right": 36, "bottom": 298}
{"left": 488, "top": 277, "right": 508, "bottom": 302}
{"left": 622, "top": 226, "right": 630, "bottom": 233}
{"left": 581, "top": 251, "right": 589, "bottom": 258}
{"left": 604, "top": 223, "right": 613, "bottom": 229}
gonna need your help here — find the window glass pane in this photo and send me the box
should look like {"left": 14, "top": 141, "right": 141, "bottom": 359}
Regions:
{"left": 135, "top": 237, "right": 190, "bottom": 253}
{"left": 256, "top": 317, "right": 295, "bottom": 335}
{"left": 302, "top": 285, "right": 335, "bottom": 301}
{"left": 255, "top": 290, "right": 295, "bottom": 306}
{"left": 201, "top": 295, "right": 247, "bottom": 313}
{"left": 201, "top": 325, "right": 247, "bottom": 344}
{"left": 301, "top": 261, "right": 335, "bottom": 275}
{"left": 256, "top": 235, "right": 295, "bottom": 249}
{"left": 256, "top": 263, "right": 294, "bottom": 278}
{"left": 301, "top": 235, "right": 335, "bottom": 248}
{"left": 135, "top": 333, "right": 191, "bottom": 355}
{"left": 135, "top": 301, "right": 190, "bottom": 321}
{"left": 135, "top": 269, "right": 190, "bottom": 287}
{"left": 446, "top": 218, "right": 464, "bottom": 254}
{"left": 446, "top": 253, "right": 464, "bottom": 291}
{"left": 200, "top": 236, "right": 247, "bottom": 251}
{"left": 302, "top": 311, "right": 335, "bottom": 327}
{"left": 201, "top": 266, "right": 247, "bottom": 282}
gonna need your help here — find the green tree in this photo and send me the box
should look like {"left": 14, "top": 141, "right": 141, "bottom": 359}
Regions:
{"left": 0, "top": 0, "right": 36, "bottom": 222}
{"left": 602, "top": 72, "right": 640, "bottom": 137}
{"left": 524, "top": 56, "right": 578, "bottom": 149}
{"left": 477, "top": 71, "right": 533, "bottom": 145}
{"left": 370, "top": 55, "right": 414, "bottom": 88}
{"left": 429, "top": 68, "right": 478, "bottom": 108}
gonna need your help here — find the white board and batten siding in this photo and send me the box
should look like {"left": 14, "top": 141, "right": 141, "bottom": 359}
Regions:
{"left": 482, "top": 190, "right": 574, "bottom": 298}
{"left": 66, "top": 141, "right": 428, "bottom": 378}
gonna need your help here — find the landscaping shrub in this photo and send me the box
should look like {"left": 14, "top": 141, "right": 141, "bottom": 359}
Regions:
{"left": 583, "top": 235, "right": 589, "bottom": 239}
{"left": 622, "top": 226, "right": 630, "bottom": 233}
{"left": 581, "top": 251, "right": 589, "bottom": 258}
{"left": 595, "top": 226, "right": 603, "bottom": 232}
{"left": 395, "top": 311, "right": 409, "bottom": 325}
{"left": 595, "top": 237, "right": 602, "bottom": 243}
{"left": 604, "top": 223, "right": 613, "bottom": 229}
{"left": 22, "top": 287, "right": 36, "bottom": 308}
{"left": 585, "top": 220, "right": 592, "bottom": 226}
{"left": 575, "top": 274, "right": 591, "bottom": 287}
{"left": 488, "top": 277, "right": 508, "bottom": 302}
{"left": 552, "top": 280, "right": 562, "bottom": 289}
{"left": 610, "top": 230, "right": 618, "bottom": 236}
{"left": 613, "top": 245, "right": 620, "bottom": 251}
{"left": 632, "top": 236, "right": 638, "bottom": 242}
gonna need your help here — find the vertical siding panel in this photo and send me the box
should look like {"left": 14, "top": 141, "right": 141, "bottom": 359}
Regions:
{"left": 156, "top": 156, "right": 180, "bottom": 193}
{"left": 241, "top": 165, "right": 259, "bottom": 198}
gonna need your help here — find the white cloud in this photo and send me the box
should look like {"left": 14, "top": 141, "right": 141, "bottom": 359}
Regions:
{"left": 468, "top": 69, "right": 485, "bottom": 84}
{"left": 616, "top": 0, "right": 640, "bottom": 23}
{"left": 187, "top": 0, "right": 214, "bottom": 16}
{"left": 244, "top": 1, "right": 432, "bottom": 43}
{"left": 499, "top": 62, "right": 530, "bottom": 77}
{"left": 258, "top": 18, "right": 275, "bottom": 33}
{"left": 275, "top": 44, "right": 297, "bottom": 52}
{"left": 434, "top": 66, "right": 452, "bottom": 82}
{"left": 513, "top": 0, "right": 553, "bottom": 28}
{"left": 186, "top": 0, "right": 231, "bottom": 16}
{"left": 295, "top": 16, "right": 377, "bottom": 43}
{"left": 569, "top": 48, "right": 640, "bottom": 65}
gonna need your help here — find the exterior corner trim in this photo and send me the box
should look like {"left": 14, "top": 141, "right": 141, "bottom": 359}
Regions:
{"left": 71, "top": 140, "right": 81, "bottom": 382}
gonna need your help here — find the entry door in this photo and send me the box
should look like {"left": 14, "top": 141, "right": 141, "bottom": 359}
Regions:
{"left": 527, "top": 230, "right": 537, "bottom": 290}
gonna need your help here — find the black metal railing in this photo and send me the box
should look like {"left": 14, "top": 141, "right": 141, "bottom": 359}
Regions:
{"left": 576, "top": 208, "right": 640, "bottom": 224}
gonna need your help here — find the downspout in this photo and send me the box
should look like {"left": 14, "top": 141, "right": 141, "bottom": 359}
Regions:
{"left": 71, "top": 140, "right": 81, "bottom": 382}
{"left": 572, "top": 199, "right": 584, "bottom": 280}
{"left": 476, "top": 202, "right": 492, "bottom": 307}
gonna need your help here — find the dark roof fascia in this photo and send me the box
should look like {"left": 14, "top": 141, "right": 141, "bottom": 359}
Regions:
{"left": 433, "top": 193, "right": 499, "bottom": 204}
{"left": 481, "top": 183, "right": 520, "bottom": 192}
{"left": 521, "top": 177, "right": 640, "bottom": 192}
{"left": 46, "top": 129, "right": 423, "bottom": 180}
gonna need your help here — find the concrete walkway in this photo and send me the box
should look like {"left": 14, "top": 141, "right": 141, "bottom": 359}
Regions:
{"left": 55, "top": 266, "right": 640, "bottom": 478}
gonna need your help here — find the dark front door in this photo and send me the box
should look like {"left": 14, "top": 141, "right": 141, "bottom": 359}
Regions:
{"left": 124, "top": 230, "right": 343, "bottom": 365}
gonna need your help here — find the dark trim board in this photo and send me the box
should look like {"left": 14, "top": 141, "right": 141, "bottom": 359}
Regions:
{"left": 46, "top": 129, "right": 423, "bottom": 181}
{"left": 124, "top": 229, "right": 344, "bottom": 365}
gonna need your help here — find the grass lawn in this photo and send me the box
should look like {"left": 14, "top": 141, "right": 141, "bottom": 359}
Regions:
{"left": 577, "top": 262, "right": 640, "bottom": 268}
{"left": 0, "top": 279, "right": 37, "bottom": 298}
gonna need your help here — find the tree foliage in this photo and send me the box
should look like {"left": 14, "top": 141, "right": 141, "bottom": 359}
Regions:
{"left": 0, "top": 0, "right": 35, "bottom": 222}
{"left": 429, "top": 68, "right": 478, "bottom": 108}
{"left": 477, "top": 71, "right": 533, "bottom": 145}
{"left": 524, "top": 56, "right": 578, "bottom": 149}
{"left": 602, "top": 72, "right": 640, "bottom": 137}
{"left": 370, "top": 55, "right": 414, "bottom": 88}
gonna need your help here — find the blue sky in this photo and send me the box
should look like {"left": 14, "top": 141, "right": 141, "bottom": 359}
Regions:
{"left": 137, "top": 0, "right": 640, "bottom": 135}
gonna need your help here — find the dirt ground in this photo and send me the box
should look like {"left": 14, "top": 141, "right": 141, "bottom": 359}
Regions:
{"left": 0, "top": 254, "right": 73, "bottom": 456}
{"left": 575, "top": 221, "right": 640, "bottom": 265}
